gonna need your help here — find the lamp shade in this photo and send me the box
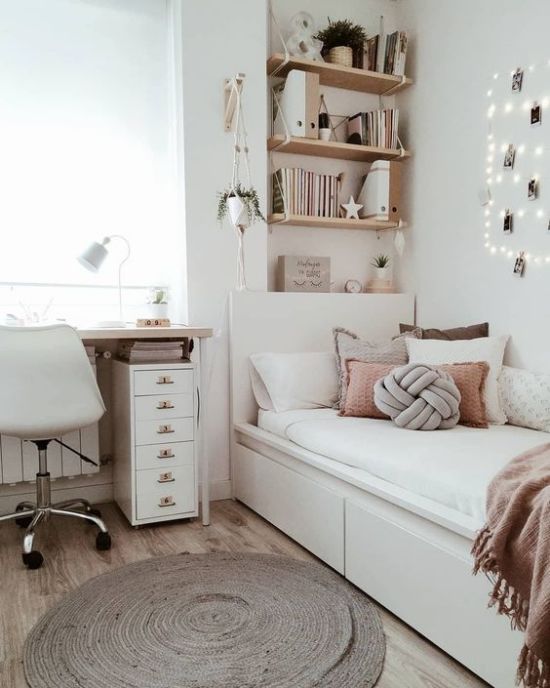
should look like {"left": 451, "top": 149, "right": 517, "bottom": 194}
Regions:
{"left": 78, "top": 241, "right": 109, "bottom": 273}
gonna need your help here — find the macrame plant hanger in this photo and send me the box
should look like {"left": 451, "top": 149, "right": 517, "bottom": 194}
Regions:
{"left": 227, "top": 75, "right": 252, "bottom": 290}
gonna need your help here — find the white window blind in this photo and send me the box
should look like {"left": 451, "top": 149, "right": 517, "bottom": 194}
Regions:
{"left": 0, "top": 0, "right": 180, "bottom": 291}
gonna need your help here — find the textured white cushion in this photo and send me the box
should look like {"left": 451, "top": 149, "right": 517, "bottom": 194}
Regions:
{"left": 406, "top": 336, "right": 509, "bottom": 424}
{"left": 249, "top": 352, "right": 339, "bottom": 412}
{"left": 499, "top": 366, "right": 550, "bottom": 432}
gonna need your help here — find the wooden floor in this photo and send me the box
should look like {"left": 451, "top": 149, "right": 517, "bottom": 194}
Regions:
{"left": 0, "top": 500, "right": 488, "bottom": 688}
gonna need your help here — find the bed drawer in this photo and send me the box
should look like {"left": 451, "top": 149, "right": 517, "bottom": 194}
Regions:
{"left": 134, "top": 393, "right": 193, "bottom": 421}
{"left": 135, "top": 418, "right": 194, "bottom": 446}
{"left": 135, "top": 441, "right": 194, "bottom": 471}
{"left": 133, "top": 369, "right": 193, "bottom": 396}
{"left": 136, "top": 465, "right": 195, "bottom": 520}
{"left": 234, "top": 444, "right": 344, "bottom": 573}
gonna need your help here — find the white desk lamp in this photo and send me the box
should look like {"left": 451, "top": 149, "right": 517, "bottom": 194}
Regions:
{"left": 78, "top": 235, "right": 131, "bottom": 328}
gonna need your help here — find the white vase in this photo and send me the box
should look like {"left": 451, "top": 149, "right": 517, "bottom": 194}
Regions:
{"left": 148, "top": 303, "right": 169, "bottom": 319}
{"left": 227, "top": 195, "right": 249, "bottom": 229}
{"left": 375, "top": 267, "right": 390, "bottom": 280}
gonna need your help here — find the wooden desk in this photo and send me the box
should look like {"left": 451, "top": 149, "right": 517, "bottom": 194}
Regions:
{"left": 79, "top": 324, "right": 214, "bottom": 526}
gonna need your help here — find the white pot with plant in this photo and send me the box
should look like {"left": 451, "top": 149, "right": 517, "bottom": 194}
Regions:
{"left": 371, "top": 254, "right": 391, "bottom": 280}
{"left": 147, "top": 287, "right": 169, "bottom": 319}
{"left": 216, "top": 76, "right": 266, "bottom": 291}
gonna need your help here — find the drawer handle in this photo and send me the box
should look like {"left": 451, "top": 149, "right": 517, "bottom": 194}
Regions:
{"left": 158, "top": 449, "right": 174, "bottom": 459}
{"left": 158, "top": 478, "right": 175, "bottom": 484}
{"left": 157, "top": 425, "right": 174, "bottom": 434}
{"left": 159, "top": 497, "right": 176, "bottom": 508}
{"left": 157, "top": 376, "right": 174, "bottom": 385}
{"left": 157, "top": 401, "right": 174, "bottom": 409}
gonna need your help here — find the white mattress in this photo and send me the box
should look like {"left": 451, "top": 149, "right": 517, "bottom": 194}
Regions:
{"left": 257, "top": 409, "right": 548, "bottom": 524}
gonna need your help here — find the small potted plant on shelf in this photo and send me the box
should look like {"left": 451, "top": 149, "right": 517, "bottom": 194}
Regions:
{"left": 371, "top": 254, "right": 391, "bottom": 280}
{"left": 314, "top": 18, "right": 367, "bottom": 69}
{"left": 217, "top": 184, "right": 265, "bottom": 230}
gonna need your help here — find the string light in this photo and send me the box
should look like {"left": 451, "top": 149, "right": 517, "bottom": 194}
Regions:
{"left": 535, "top": 146, "right": 543, "bottom": 156}
{"left": 504, "top": 103, "right": 513, "bottom": 113}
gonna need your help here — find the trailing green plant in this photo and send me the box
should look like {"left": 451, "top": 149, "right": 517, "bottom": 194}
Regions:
{"left": 217, "top": 184, "right": 266, "bottom": 226}
{"left": 314, "top": 18, "right": 367, "bottom": 51}
{"left": 371, "top": 254, "right": 391, "bottom": 268}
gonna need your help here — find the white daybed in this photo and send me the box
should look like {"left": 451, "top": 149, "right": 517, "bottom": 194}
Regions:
{"left": 230, "top": 291, "right": 539, "bottom": 688}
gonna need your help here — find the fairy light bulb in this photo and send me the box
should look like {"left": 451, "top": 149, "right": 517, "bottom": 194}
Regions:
{"left": 504, "top": 102, "right": 513, "bottom": 113}
{"left": 535, "top": 146, "right": 543, "bottom": 156}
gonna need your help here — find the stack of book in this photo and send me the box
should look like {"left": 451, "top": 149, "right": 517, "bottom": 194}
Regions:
{"left": 118, "top": 340, "right": 186, "bottom": 363}
{"left": 272, "top": 168, "right": 340, "bottom": 218}
{"left": 347, "top": 109, "right": 400, "bottom": 149}
{"left": 383, "top": 31, "right": 408, "bottom": 76}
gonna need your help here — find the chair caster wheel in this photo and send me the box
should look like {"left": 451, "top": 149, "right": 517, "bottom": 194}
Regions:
{"left": 22, "top": 551, "right": 44, "bottom": 569}
{"left": 88, "top": 508, "right": 102, "bottom": 518}
{"left": 96, "top": 532, "right": 111, "bottom": 551}
{"left": 16, "top": 515, "right": 33, "bottom": 528}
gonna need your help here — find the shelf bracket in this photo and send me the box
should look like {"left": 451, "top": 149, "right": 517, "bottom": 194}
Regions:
{"left": 223, "top": 73, "right": 245, "bottom": 132}
{"left": 380, "top": 74, "right": 408, "bottom": 97}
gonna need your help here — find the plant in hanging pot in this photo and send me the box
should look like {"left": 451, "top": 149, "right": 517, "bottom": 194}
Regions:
{"left": 217, "top": 184, "right": 266, "bottom": 230}
{"left": 371, "top": 254, "right": 391, "bottom": 280}
{"left": 314, "top": 18, "right": 367, "bottom": 69}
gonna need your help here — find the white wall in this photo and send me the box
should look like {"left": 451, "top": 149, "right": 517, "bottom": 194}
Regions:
{"left": 268, "top": 0, "right": 403, "bottom": 291}
{"left": 398, "top": 0, "right": 550, "bottom": 372}
{"left": 179, "top": 0, "right": 268, "bottom": 493}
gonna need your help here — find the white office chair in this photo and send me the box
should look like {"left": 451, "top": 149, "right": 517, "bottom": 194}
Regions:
{"left": 0, "top": 324, "right": 111, "bottom": 569}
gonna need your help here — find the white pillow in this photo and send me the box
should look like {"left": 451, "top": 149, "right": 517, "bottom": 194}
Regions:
{"left": 499, "top": 366, "right": 550, "bottom": 432}
{"left": 406, "top": 335, "right": 509, "bottom": 424}
{"left": 249, "top": 352, "right": 339, "bottom": 412}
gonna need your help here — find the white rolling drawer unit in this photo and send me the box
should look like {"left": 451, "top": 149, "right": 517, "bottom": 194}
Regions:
{"left": 112, "top": 360, "right": 199, "bottom": 526}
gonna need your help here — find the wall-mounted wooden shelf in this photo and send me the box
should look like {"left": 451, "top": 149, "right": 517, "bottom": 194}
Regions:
{"left": 268, "top": 214, "right": 399, "bottom": 231}
{"left": 268, "top": 135, "right": 410, "bottom": 163}
{"left": 267, "top": 53, "right": 412, "bottom": 95}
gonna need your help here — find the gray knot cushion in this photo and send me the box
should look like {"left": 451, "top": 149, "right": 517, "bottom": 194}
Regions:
{"left": 374, "top": 362, "right": 461, "bottom": 430}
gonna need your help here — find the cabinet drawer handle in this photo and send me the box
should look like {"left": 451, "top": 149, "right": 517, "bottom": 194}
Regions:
{"left": 159, "top": 497, "right": 176, "bottom": 508}
{"left": 157, "top": 425, "right": 174, "bottom": 434}
{"left": 157, "top": 401, "right": 174, "bottom": 409}
{"left": 158, "top": 478, "right": 175, "bottom": 484}
{"left": 157, "top": 376, "right": 174, "bottom": 385}
{"left": 158, "top": 449, "right": 174, "bottom": 459}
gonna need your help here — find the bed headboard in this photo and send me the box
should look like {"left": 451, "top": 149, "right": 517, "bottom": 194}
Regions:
{"left": 229, "top": 291, "right": 415, "bottom": 425}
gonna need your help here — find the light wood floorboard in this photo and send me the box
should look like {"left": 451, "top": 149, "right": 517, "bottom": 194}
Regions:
{"left": 0, "top": 500, "right": 489, "bottom": 688}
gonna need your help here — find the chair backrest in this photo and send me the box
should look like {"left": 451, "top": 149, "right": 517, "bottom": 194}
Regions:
{"left": 0, "top": 324, "right": 106, "bottom": 439}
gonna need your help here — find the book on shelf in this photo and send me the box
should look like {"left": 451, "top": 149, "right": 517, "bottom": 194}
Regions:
{"left": 366, "top": 35, "right": 379, "bottom": 72}
{"left": 272, "top": 167, "right": 340, "bottom": 218}
{"left": 383, "top": 31, "right": 408, "bottom": 76}
{"left": 346, "top": 109, "right": 400, "bottom": 149}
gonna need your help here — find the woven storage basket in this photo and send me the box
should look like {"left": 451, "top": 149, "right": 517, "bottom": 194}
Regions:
{"left": 327, "top": 46, "right": 353, "bottom": 67}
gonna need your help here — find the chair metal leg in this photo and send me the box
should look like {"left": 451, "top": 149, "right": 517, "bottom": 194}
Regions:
{"left": 0, "top": 509, "right": 35, "bottom": 524}
{"left": 49, "top": 508, "right": 108, "bottom": 533}
{"left": 52, "top": 498, "right": 92, "bottom": 511}
{"left": 23, "top": 510, "right": 46, "bottom": 555}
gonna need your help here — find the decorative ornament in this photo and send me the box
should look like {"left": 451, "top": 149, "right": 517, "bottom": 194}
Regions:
{"left": 394, "top": 228, "right": 406, "bottom": 256}
{"left": 341, "top": 196, "right": 363, "bottom": 219}
{"left": 286, "top": 12, "right": 324, "bottom": 62}
{"left": 344, "top": 279, "right": 362, "bottom": 294}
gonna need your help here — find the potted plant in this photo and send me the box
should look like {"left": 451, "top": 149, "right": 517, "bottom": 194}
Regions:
{"left": 371, "top": 254, "right": 391, "bottom": 280}
{"left": 147, "top": 287, "right": 169, "bottom": 319}
{"left": 217, "top": 183, "right": 265, "bottom": 230}
{"left": 315, "top": 19, "right": 367, "bottom": 68}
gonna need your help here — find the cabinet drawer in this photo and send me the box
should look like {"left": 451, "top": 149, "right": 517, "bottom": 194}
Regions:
{"left": 134, "top": 369, "right": 193, "bottom": 396}
{"left": 134, "top": 394, "right": 193, "bottom": 421}
{"left": 136, "top": 465, "right": 195, "bottom": 519}
{"left": 135, "top": 418, "right": 194, "bottom": 446}
{"left": 136, "top": 441, "right": 194, "bottom": 471}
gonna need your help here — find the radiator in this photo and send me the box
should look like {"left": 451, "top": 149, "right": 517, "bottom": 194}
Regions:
{"left": 0, "top": 360, "right": 100, "bottom": 485}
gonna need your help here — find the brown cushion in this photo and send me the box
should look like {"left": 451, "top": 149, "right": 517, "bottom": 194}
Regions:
{"left": 438, "top": 362, "right": 490, "bottom": 428}
{"left": 340, "top": 361, "right": 395, "bottom": 418}
{"left": 341, "top": 360, "right": 489, "bottom": 428}
{"left": 399, "top": 322, "right": 489, "bottom": 340}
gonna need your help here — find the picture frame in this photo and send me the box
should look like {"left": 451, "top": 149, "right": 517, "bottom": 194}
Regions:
{"left": 503, "top": 144, "right": 516, "bottom": 170}
{"left": 513, "top": 252, "right": 526, "bottom": 276}
{"left": 531, "top": 102, "right": 542, "bottom": 126}
{"left": 503, "top": 209, "right": 513, "bottom": 234}
{"left": 528, "top": 177, "right": 538, "bottom": 201}
{"left": 512, "top": 68, "right": 523, "bottom": 93}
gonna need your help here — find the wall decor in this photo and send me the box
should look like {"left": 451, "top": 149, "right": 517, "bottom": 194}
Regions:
{"left": 341, "top": 195, "right": 363, "bottom": 219}
{"left": 344, "top": 279, "right": 362, "bottom": 294}
{"left": 481, "top": 61, "right": 550, "bottom": 270}
{"left": 276, "top": 255, "right": 331, "bottom": 292}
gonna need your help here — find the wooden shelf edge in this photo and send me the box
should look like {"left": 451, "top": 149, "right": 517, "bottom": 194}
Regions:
{"left": 267, "top": 53, "right": 412, "bottom": 94}
{"left": 268, "top": 214, "right": 400, "bottom": 231}
{"left": 268, "top": 135, "right": 410, "bottom": 162}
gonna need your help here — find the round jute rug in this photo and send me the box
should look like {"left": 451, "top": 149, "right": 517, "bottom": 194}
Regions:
{"left": 24, "top": 552, "right": 385, "bottom": 688}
